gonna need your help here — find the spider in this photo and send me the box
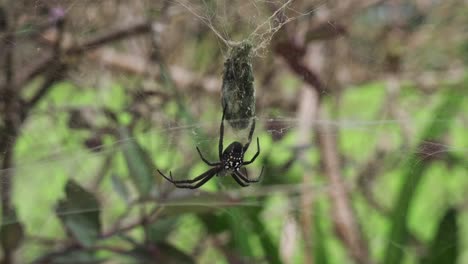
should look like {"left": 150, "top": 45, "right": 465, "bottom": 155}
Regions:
{"left": 157, "top": 105, "right": 263, "bottom": 189}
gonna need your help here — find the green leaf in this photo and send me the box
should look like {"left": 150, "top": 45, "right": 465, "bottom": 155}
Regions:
{"left": 383, "top": 86, "right": 466, "bottom": 264}
{"left": 125, "top": 243, "right": 194, "bottom": 264}
{"left": 247, "top": 205, "right": 281, "bottom": 264}
{"left": 421, "top": 208, "right": 458, "bottom": 264}
{"left": 314, "top": 203, "right": 329, "bottom": 264}
{"left": 111, "top": 173, "right": 130, "bottom": 203}
{"left": 201, "top": 209, "right": 256, "bottom": 260}
{"left": 226, "top": 208, "right": 254, "bottom": 258}
{"left": 147, "top": 217, "right": 178, "bottom": 243}
{"left": 0, "top": 209, "right": 24, "bottom": 251}
{"left": 119, "top": 127, "right": 155, "bottom": 197}
{"left": 56, "top": 180, "right": 101, "bottom": 246}
{"left": 156, "top": 242, "right": 195, "bottom": 264}
{"left": 199, "top": 213, "right": 230, "bottom": 234}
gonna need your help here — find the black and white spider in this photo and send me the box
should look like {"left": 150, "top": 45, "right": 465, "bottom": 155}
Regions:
{"left": 157, "top": 105, "right": 263, "bottom": 189}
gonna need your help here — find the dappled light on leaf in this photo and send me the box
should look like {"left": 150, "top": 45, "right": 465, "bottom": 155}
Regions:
{"left": 55, "top": 180, "right": 101, "bottom": 247}
{"left": 119, "top": 127, "right": 156, "bottom": 197}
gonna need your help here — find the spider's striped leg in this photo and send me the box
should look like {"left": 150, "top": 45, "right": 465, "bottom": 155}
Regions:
{"left": 231, "top": 173, "right": 249, "bottom": 187}
{"left": 158, "top": 167, "right": 221, "bottom": 189}
{"left": 196, "top": 147, "right": 220, "bottom": 166}
{"left": 243, "top": 137, "right": 260, "bottom": 165}
{"left": 219, "top": 104, "right": 228, "bottom": 160}
{"left": 234, "top": 166, "right": 264, "bottom": 183}
{"left": 157, "top": 167, "right": 216, "bottom": 184}
{"left": 157, "top": 170, "right": 176, "bottom": 183}
{"left": 243, "top": 117, "right": 256, "bottom": 152}
{"left": 174, "top": 168, "right": 220, "bottom": 189}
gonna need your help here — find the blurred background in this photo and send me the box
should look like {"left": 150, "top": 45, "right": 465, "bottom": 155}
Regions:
{"left": 0, "top": 0, "right": 467, "bottom": 263}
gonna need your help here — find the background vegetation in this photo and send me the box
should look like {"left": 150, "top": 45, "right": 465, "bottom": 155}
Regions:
{"left": 0, "top": 0, "right": 467, "bottom": 263}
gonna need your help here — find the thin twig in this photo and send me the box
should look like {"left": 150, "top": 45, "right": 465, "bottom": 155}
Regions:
{"left": 32, "top": 205, "right": 163, "bottom": 263}
{"left": 274, "top": 40, "right": 329, "bottom": 95}
{"left": 66, "top": 22, "right": 151, "bottom": 55}
{"left": 91, "top": 153, "right": 115, "bottom": 190}
{"left": 316, "top": 111, "right": 372, "bottom": 264}
{"left": 1, "top": 6, "right": 18, "bottom": 263}
{"left": 101, "top": 206, "right": 163, "bottom": 239}
{"left": 25, "top": 63, "right": 66, "bottom": 111}
{"left": 296, "top": 87, "right": 319, "bottom": 264}
{"left": 15, "top": 21, "right": 152, "bottom": 88}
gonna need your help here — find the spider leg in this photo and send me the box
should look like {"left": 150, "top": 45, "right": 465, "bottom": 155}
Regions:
{"left": 173, "top": 168, "right": 220, "bottom": 189}
{"left": 219, "top": 104, "right": 227, "bottom": 160}
{"left": 234, "top": 166, "right": 264, "bottom": 183}
{"left": 231, "top": 173, "right": 249, "bottom": 187}
{"left": 196, "top": 147, "right": 220, "bottom": 166}
{"left": 243, "top": 117, "right": 256, "bottom": 152}
{"left": 243, "top": 137, "right": 260, "bottom": 165}
{"left": 157, "top": 167, "right": 219, "bottom": 185}
{"left": 157, "top": 169, "right": 175, "bottom": 183}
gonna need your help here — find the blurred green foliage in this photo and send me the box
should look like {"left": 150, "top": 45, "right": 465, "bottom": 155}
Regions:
{"left": 7, "top": 77, "right": 465, "bottom": 263}
{"left": 2, "top": 1, "right": 468, "bottom": 263}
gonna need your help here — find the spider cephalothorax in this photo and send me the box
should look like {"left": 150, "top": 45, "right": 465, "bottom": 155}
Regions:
{"left": 157, "top": 105, "right": 263, "bottom": 189}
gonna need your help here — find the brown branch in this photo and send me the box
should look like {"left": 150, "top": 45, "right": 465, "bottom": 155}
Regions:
{"left": 32, "top": 243, "right": 127, "bottom": 264}
{"left": 14, "top": 54, "right": 55, "bottom": 89}
{"left": 101, "top": 206, "right": 162, "bottom": 239}
{"left": 15, "top": 21, "right": 152, "bottom": 89}
{"left": 274, "top": 40, "right": 329, "bottom": 95}
{"left": 296, "top": 87, "right": 319, "bottom": 264}
{"left": 32, "top": 244, "right": 81, "bottom": 264}
{"left": 1, "top": 13, "right": 67, "bottom": 264}
{"left": 305, "top": 21, "right": 347, "bottom": 42}
{"left": 1, "top": 7, "right": 19, "bottom": 263}
{"left": 316, "top": 115, "right": 372, "bottom": 264}
{"left": 16, "top": 21, "right": 152, "bottom": 117}
{"left": 356, "top": 149, "right": 391, "bottom": 215}
{"left": 26, "top": 63, "right": 67, "bottom": 111}
{"left": 25, "top": 17, "right": 66, "bottom": 114}
{"left": 86, "top": 48, "right": 220, "bottom": 92}
{"left": 66, "top": 22, "right": 151, "bottom": 55}
{"left": 32, "top": 205, "right": 162, "bottom": 263}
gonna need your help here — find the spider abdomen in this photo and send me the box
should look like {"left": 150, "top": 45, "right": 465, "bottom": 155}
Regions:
{"left": 222, "top": 142, "right": 244, "bottom": 170}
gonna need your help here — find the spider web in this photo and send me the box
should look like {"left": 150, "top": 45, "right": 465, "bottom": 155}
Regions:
{"left": 0, "top": 0, "right": 466, "bottom": 263}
